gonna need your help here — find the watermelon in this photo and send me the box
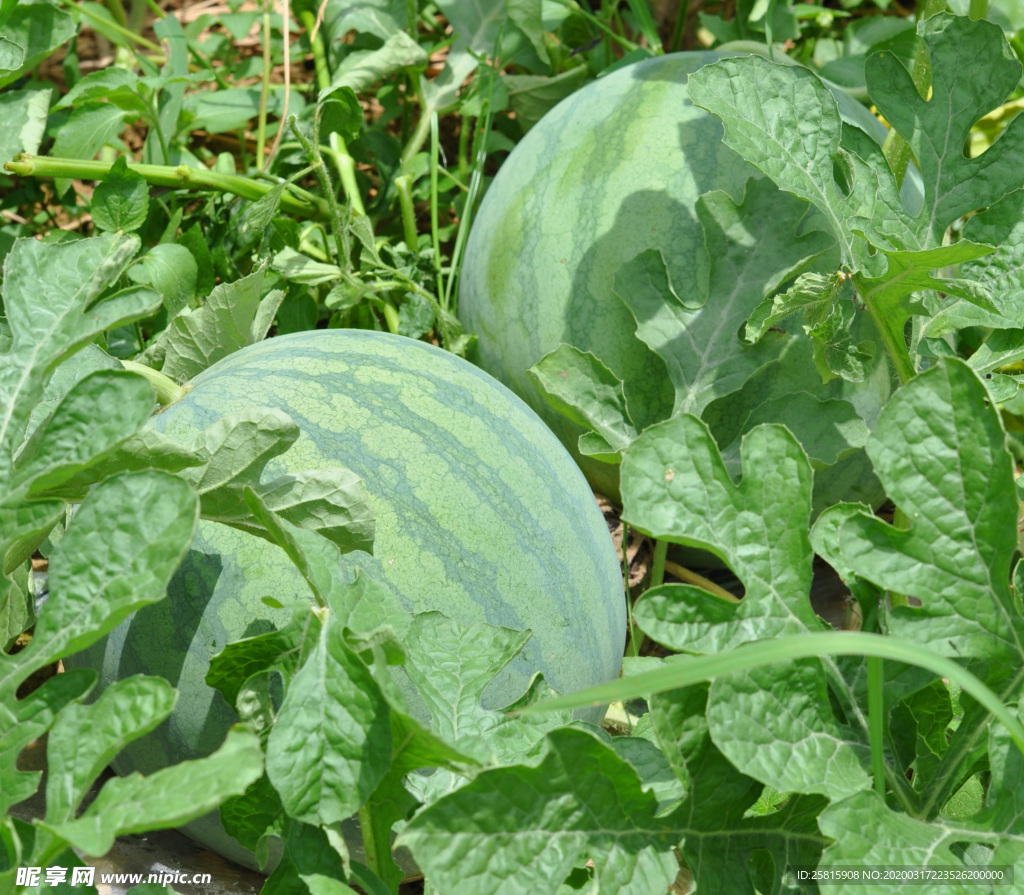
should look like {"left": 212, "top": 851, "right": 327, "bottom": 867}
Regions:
{"left": 66, "top": 329, "right": 625, "bottom": 869}
{"left": 458, "top": 51, "right": 893, "bottom": 504}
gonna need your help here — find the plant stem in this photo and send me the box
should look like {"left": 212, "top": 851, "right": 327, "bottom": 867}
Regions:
{"left": 855, "top": 274, "right": 916, "bottom": 385}
{"left": 267, "top": 0, "right": 293, "bottom": 170}
{"left": 257, "top": 2, "right": 273, "bottom": 168}
{"left": 663, "top": 560, "right": 741, "bottom": 603}
{"left": 401, "top": 76, "right": 433, "bottom": 168}
{"left": 121, "top": 360, "right": 187, "bottom": 405}
{"left": 867, "top": 656, "right": 886, "bottom": 797}
{"left": 298, "top": 7, "right": 331, "bottom": 91}
{"left": 429, "top": 113, "right": 445, "bottom": 305}
{"left": 103, "top": 0, "right": 128, "bottom": 29}
{"left": 61, "top": 0, "right": 162, "bottom": 53}
{"left": 357, "top": 803, "right": 381, "bottom": 879}
{"left": 649, "top": 538, "right": 668, "bottom": 589}
{"left": 328, "top": 133, "right": 366, "bottom": 215}
{"left": 622, "top": 522, "right": 642, "bottom": 658}
{"left": 444, "top": 99, "right": 492, "bottom": 313}
{"left": 6, "top": 155, "right": 328, "bottom": 218}
{"left": 394, "top": 175, "right": 419, "bottom": 250}
{"left": 291, "top": 118, "right": 350, "bottom": 269}
{"left": 882, "top": 0, "right": 946, "bottom": 188}
{"left": 146, "top": 96, "right": 172, "bottom": 166}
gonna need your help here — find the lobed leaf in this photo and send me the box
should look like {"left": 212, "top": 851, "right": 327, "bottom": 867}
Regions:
{"left": 649, "top": 684, "right": 829, "bottom": 893}
{"left": 614, "top": 179, "right": 835, "bottom": 419}
{"left": 402, "top": 612, "right": 533, "bottom": 749}
{"left": 13, "top": 370, "right": 157, "bottom": 496}
{"left": 16, "top": 470, "right": 198, "bottom": 676}
{"left": 0, "top": 235, "right": 158, "bottom": 477}
{"left": 41, "top": 727, "right": 263, "bottom": 856}
{"left": 44, "top": 676, "right": 178, "bottom": 825}
{"left": 399, "top": 727, "right": 680, "bottom": 895}
{"left": 816, "top": 789, "right": 1019, "bottom": 892}
{"left": 527, "top": 344, "right": 637, "bottom": 462}
{"left": 622, "top": 414, "right": 821, "bottom": 653}
{"left": 866, "top": 14, "right": 1024, "bottom": 244}
{"left": 140, "top": 265, "right": 274, "bottom": 382}
{"left": 688, "top": 57, "right": 915, "bottom": 266}
{"left": 813, "top": 359, "right": 1022, "bottom": 664}
{"left": 0, "top": 670, "right": 94, "bottom": 816}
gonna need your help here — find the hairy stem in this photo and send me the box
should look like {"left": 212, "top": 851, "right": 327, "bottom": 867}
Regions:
{"left": 6, "top": 155, "right": 328, "bottom": 218}
{"left": 394, "top": 175, "right": 419, "bottom": 250}
{"left": 298, "top": 7, "right": 331, "bottom": 91}
{"left": 121, "top": 360, "right": 187, "bottom": 405}
{"left": 257, "top": 2, "right": 273, "bottom": 168}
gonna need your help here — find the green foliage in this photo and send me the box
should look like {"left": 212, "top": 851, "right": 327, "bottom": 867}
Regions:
{"left": 689, "top": 14, "right": 1024, "bottom": 386}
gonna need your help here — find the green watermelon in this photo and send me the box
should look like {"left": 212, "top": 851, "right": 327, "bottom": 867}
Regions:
{"left": 67, "top": 329, "right": 625, "bottom": 869}
{"left": 458, "top": 51, "right": 892, "bottom": 503}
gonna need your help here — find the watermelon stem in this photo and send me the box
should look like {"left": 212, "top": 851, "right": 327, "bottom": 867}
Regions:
{"left": 429, "top": 113, "right": 446, "bottom": 308}
{"left": 3, "top": 154, "right": 328, "bottom": 218}
{"left": 120, "top": 360, "right": 187, "bottom": 406}
{"left": 292, "top": 116, "right": 352, "bottom": 274}
{"left": 297, "top": 6, "right": 331, "bottom": 93}
{"left": 649, "top": 539, "right": 667, "bottom": 589}
{"left": 394, "top": 175, "right": 419, "bottom": 251}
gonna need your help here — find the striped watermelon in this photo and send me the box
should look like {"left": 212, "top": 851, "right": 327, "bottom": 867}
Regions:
{"left": 67, "top": 329, "right": 625, "bottom": 869}
{"left": 458, "top": 51, "right": 891, "bottom": 502}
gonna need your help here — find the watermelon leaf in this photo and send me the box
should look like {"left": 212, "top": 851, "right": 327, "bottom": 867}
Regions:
{"left": 0, "top": 235, "right": 158, "bottom": 480}
{"left": 398, "top": 726, "right": 681, "bottom": 895}
{"left": 401, "top": 611, "right": 534, "bottom": 748}
{"left": 688, "top": 15, "right": 1024, "bottom": 385}
{"left": 13, "top": 370, "right": 171, "bottom": 496}
{"left": 178, "top": 407, "right": 375, "bottom": 552}
{"left": 43, "top": 676, "right": 178, "bottom": 826}
{"left": 622, "top": 414, "right": 822, "bottom": 652}
{"left": 527, "top": 177, "right": 866, "bottom": 488}
{"left": 866, "top": 16, "right": 1024, "bottom": 244}
{"left": 39, "top": 726, "right": 263, "bottom": 856}
{"left": 527, "top": 343, "right": 637, "bottom": 462}
{"left": 701, "top": 338, "right": 871, "bottom": 471}
{"left": 958, "top": 190, "right": 1024, "bottom": 333}
{"left": 616, "top": 180, "right": 836, "bottom": 420}
{"left": 260, "top": 817, "right": 354, "bottom": 895}
{"left": 646, "top": 684, "right": 829, "bottom": 892}
{"left": 265, "top": 611, "right": 392, "bottom": 826}
{"left": 525, "top": 356, "right": 1024, "bottom": 887}
{"left": 139, "top": 265, "right": 283, "bottom": 383}
{"left": 12, "top": 471, "right": 199, "bottom": 677}
{"left": 0, "top": 670, "right": 95, "bottom": 817}
{"left": 813, "top": 359, "right": 1023, "bottom": 666}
